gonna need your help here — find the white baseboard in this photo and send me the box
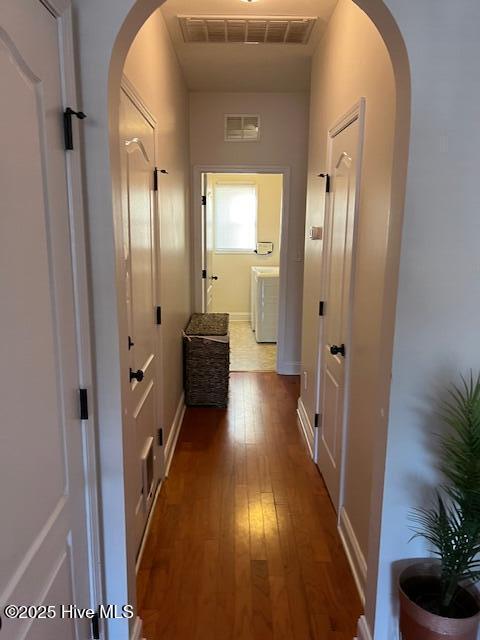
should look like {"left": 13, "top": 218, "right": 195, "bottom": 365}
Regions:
{"left": 134, "top": 395, "right": 186, "bottom": 637}
{"left": 135, "top": 480, "right": 162, "bottom": 573}
{"left": 136, "top": 394, "right": 185, "bottom": 571}
{"left": 355, "top": 615, "right": 373, "bottom": 640}
{"left": 277, "top": 360, "right": 301, "bottom": 375}
{"left": 130, "top": 616, "right": 143, "bottom": 640}
{"left": 297, "top": 396, "right": 315, "bottom": 459}
{"left": 164, "top": 392, "right": 186, "bottom": 477}
{"left": 339, "top": 507, "right": 367, "bottom": 606}
{"left": 227, "top": 312, "right": 250, "bottom": 322}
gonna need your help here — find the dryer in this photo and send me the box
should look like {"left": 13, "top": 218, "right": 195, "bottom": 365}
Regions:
{"left": 250, "top": 266, "right": 279, "bottom": 331}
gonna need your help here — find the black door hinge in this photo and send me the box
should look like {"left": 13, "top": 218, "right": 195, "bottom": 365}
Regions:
{"left": 156, "top": 306, "right": 162, "bottom": 325}
{"left": 157, "top": 428, "right": 163, "bottom": 446}
{"left": 319, "top": 300, "right": 325, "bottom": 317}
{"left": 153, "top": 167, "right": 159, "bottom": 191}
{"left": 201, "top": 195, "right": 207, "bottom": 206}
{"left": 63, "top": 107, "right": 86, "bottom": 151}
{"left": 91, "top": 610, "right": 100, "bottom": 639}
{"left": 314, "top": 413, "right": 321, "bottom": 429}
{"left": 318, "top": 173, "right": 331, "bottom": 193}
{"left": 202, "top": 269, "right": 207, "bottom": 279}
{"left": 79, "top": 389, "right": 89, "bottom": 420}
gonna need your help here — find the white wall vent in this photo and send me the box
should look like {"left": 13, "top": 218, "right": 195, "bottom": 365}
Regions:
{"left": 225, "top": 115, "right": 260, "bottom": 142}
{"left": 179, "top": 16, "right": 317, "bottom": 45}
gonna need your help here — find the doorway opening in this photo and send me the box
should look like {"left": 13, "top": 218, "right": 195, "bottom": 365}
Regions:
{"left": 95, "top": 0, "right": 412, "bottom": 635}
{"left": 195, "top": 168, "right": 290, "bottom": 374}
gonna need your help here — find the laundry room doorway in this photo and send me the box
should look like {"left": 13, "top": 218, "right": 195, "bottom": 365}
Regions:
{"left": 195, "top": 168, "right": 289, "bottom": 373}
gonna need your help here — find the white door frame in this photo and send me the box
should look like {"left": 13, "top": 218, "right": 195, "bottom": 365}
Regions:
{"left": 39, "top": 0, "right": 103, "bottom": 612}
{"left": 315, "top": 99, "right": 366, "bottom": 517}
{"left": 192, "top": 164, "right": 291, "bottom": 374}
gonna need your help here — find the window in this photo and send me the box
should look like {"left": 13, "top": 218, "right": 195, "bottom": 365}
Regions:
{"left": 214, "top": 183, "right": 257, "bottom": 252}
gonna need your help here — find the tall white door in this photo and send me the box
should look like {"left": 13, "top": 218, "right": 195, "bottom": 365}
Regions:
{"left": 120, "top": 85, "right": 161, "bottom": 553}
{"left": 318, "top": 112, "right": 362, "bottom": 509}
{"left": 0, "top": 1, "right": 94, "bottom": 638}
{"left": 202, "top": 173, "right": 216, "bottom": 312}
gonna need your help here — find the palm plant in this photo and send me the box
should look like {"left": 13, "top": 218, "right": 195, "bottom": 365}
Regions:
{"left": 411, "top": 374, "right": 480, "bottom": 616}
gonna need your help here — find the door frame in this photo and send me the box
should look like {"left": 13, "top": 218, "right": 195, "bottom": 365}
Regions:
{"left": 38, "top": 0, "right": 103, "bottom": 612}
{"left": 192, "top": 164, "right": 291, "bottom": 374}
{"left": 315, "top": 99, "right": 366, "bottom": 517}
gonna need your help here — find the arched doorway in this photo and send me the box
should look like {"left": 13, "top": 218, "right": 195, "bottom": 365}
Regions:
{"left": 74, "top": 1, "right": 411, "bottom": 637}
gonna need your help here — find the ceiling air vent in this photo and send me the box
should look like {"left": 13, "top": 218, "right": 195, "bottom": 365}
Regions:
{"left": 179, "top": 16, "right": 317, "bottom": 45}
{"left": 225, "top": 115, "right": 260, "bottom": 142}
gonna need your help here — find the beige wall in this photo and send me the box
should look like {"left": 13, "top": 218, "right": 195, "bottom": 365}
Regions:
{"left": 210, "top": 173, "right": 282, "bottom": 315}
{"left": 124, "top": 9, "right": 191, "bottom": 441}
{"left": 301, "top": 0, "right": 395, "bottom": 565}
{"left": 190, "top": 92, "right": 308, "bottom": 372}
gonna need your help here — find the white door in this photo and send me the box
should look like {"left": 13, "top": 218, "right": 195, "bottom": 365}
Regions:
{"left": 0, "top": 1, "right": 94, "bottom": 638}
{"left": 318, "top": 110, "right": 363, "bottom": 509}
{"left": 202, "top": 173, "right": 216, "bottom": 312}
{"left": 120, "top": 85, "right": 161, "bottom": 553}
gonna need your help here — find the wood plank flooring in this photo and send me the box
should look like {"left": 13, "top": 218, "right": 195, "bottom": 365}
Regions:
{"left": 137, "top": 373, "right": 362, "bottom": 639}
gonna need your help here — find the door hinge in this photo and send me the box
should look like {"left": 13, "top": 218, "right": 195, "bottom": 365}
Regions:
{"left": 319, "top": 300, "right": 325, "bottom": 317}
{"left": 156, "top": 306, "right": 162, "bottom": 325}
{"left": 318, "top": 173, "right": 331, "bottom": 193}
{"left": 91, "top": 610, "right": 100, "bottom": 639}
{"left": 153, "top": 167, "right": 159, "bottom": 191}
{"left": 79, "top": 388, "right": 89, "bottom": 421}
{"left": 201, "top": 195, "right": 207, "bottom": 206}
{"left": 202, "top": 269, "right": 207, "bottom": 279}
{"left": 157, "top": 428, "right": 163, "bottom": 447}
{"left": 314, "top": 413, "right": 322, "bottom": 429}
{"left": 63, "top": 107, "right": 87, "bottom": 151}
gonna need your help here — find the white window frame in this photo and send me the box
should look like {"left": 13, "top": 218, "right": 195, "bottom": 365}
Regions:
{"left": 213, "top": 181, "right": 258, "bottom": 254}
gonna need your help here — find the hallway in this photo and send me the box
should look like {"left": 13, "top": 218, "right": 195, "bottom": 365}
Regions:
{"left": 137, "top": 373, "right": 362, "bottom": 639}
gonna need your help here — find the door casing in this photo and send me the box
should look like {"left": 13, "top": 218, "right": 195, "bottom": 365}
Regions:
{"left": 37, "top": 0, "right": 103, "bottom": 616}
{"left": 192, "top": 164, "right": 291, "bottom": 374}
{"left": 0, "top": 0, "right": 103, "bottom": 621}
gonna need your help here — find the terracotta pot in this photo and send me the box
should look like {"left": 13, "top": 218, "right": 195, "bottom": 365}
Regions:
{"left": 399, "top": 562, "right": 480, "bottom": 640}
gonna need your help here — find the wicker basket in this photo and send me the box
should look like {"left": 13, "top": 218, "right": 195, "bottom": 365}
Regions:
{"left": 184, "top": 313, "right": 230, "bottom": 408}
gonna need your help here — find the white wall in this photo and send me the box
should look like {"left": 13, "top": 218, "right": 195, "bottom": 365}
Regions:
{"left": 300, "top": 0, "right": 396, "bottom": 586}
{"left": 210, "top": 173, "right": 282, "bottom": 317}
{"left": 124, "top": 9, "right": 191, "bottom": 442}
{"left": 71, "top": 5, "right": 191, "bottom": 636}
{"left": 369, "top": 2, "right": 480, "bottom": 638}
{"left": 190, "top": 92, "right": 309, "bottom": 370}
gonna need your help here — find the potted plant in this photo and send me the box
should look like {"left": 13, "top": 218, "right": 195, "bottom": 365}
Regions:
{"left": 399, "top": 375, "right": 480, "bottom": 640}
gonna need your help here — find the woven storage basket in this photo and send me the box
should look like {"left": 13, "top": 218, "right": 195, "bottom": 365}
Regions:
{"left": 184, "top": 313, "right": 230, "bottom": 408}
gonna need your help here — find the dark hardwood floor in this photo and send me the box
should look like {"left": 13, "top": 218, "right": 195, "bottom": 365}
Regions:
{"left": 137, "top": 372, "right": 362, "bottom": 639}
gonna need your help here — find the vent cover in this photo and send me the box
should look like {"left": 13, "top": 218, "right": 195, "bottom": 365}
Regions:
{"left": 225, "top": 115, "right": 260, "bottom": 142}
{"left": 179, "top": 16, "right": 317, "bottom": 45}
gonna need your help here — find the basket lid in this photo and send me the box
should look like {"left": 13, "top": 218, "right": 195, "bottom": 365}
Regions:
{"left": 185, "top": 313, "right": 229, "bottom": 336}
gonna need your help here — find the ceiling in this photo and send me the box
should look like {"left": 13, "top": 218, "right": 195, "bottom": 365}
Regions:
{"left": 161, "top": 0, "right": 338, "bottom": 92}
